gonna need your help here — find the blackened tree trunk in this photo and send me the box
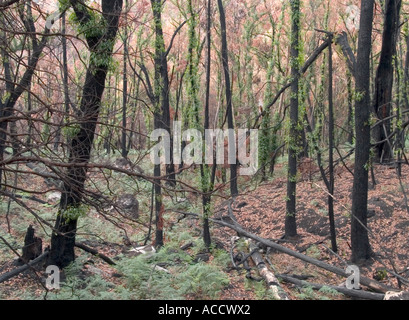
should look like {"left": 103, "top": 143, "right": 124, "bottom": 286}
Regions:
{"left": 49, "top": 0, "right": 123, "bottom": 268}
{"left": 151, "top": 0, "right": 175, "bottom": 187}
{"left": 54, "top": 12, "right": 70, "bottom": 151}
{"left": 351, "top": 0, "right": 374, "bottom": 264}
{"left": 151, "top": 0, "right": 167, "bottom": 247}
{"left": 373, "top": 0, "right": 401, "bottom": 163}
{"left": 285, "top": 0, "right": 300, "bottom": 238}
{"left": 202, "top": 0, "right": 213, "bottom": 249}
{"left": 121, "top": 0, "right": 129, "bottom": 158}
{"left": 327, "top": 35, "right": 337, "bottom": 253}
{"left": 347, "top": 70, "right": 354, "bottom": 144}
{"left": 217, "top": 0, "right": 238, "bottom": 197}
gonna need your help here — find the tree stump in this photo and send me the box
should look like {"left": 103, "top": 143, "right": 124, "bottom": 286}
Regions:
{"left": 19, "top": 225, "right": 42, "bottom": 264}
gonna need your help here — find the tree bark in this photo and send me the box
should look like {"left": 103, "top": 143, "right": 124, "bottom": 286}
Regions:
{"left": 285, "top": 0, "right": 301, "bottom": 238}
{"left": 201, "top": 0, "right": 213, "bottom": 249}
{"left": 327, "top": 35, "right": 337, "bottom": 253}
{"left": 217, "top": 0, "right": 238, "bottom": 197}
{"left": 151, "top": 0, "right": 175, "bottom": 187}
{"left": 49, "top": 0, "right": 123, "bottom": 268}
{"left": 350, "top": 0, "right": 375, "bottom": 264}
{"left": 249, "top": 242, "right": 290, "bottom": 300}
{"left": 121, "top": 0, "right": 129, "bottom": 158}
{"left": 372, "top": 0, "right": 402, "bottom": 163}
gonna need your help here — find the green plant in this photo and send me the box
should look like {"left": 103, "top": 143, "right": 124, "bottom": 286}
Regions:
{"left": 244, "top": 278, "right": 279, "bottom": 300}
{"left": 306, "top": 245, "right": 321, "bottom": 259}
{"left": 116, "top": 241, "right": 230, "bottom": 300}
{"left": 175, "top": 262, "right": 230, "bottom": 299}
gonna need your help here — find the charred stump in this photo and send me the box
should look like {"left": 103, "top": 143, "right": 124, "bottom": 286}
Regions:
{"left": 19, "top": 225, "right": 42, "bottom": 264}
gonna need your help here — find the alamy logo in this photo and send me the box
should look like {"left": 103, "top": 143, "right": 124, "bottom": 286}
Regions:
{"left": 45, "top": 265, "right": 60, "bottom": 290}
{"left": 345, "top": 265, "right": 360, "bottom": 290}
{"left": 149, "top": 121, "right": 259, "bottom": 175}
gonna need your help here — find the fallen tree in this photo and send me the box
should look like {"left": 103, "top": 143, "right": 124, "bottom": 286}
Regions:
{"left": 277, "top": 273, "right": 385, "bottom": 300}
{"left": 0, "top": 241, "right": 116, "bottom": 285}
{"left": 0, "top": 251, "right": 49, "bottom": 284}
{"left": 212, "top": 215, "right": 397, "bottom": 293}
{"left": 248, "top": 241, "right": 290, "bottom": 300}
{"left": 173, "top": 209, "right": 399, "bottom": 294}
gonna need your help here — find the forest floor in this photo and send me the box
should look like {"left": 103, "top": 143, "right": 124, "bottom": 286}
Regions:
{"left": 1, "top": 157, "right": 409, "bottom": 300}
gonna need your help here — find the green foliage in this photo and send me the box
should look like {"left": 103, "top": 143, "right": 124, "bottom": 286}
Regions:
{"left": 175, "top": 262, "right": 229, "bottom": 299}
{"left": 1, "top": 92, "right": 10, "bottom": 104}
{"left": 318, "top": 286, "right": 343, "bottom": 298}
{"left": 244, "top": 278, "right": 279, "bottom": 300}
{"left": 89, "top": 38, "right": 117, "bottom": 70}
{"left": 116, "top": 243, "right": 230, "bottom": 300}
{"left": 62, "top": 122, "right": 81, "bottom": 139}
{"left": 306, "top": 245, "right": 321, "bottom": 259}
{"left": 60, "top": 204, "right": 89, "bottom": 222}
{"left": 295, "top": 283, "right": 343, "bottom": 300}
{"left": 42, "top": 257, "right": 121, "bottom": 300}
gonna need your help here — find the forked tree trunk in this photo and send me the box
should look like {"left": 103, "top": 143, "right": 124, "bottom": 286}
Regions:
{"left": 49, "top": 0, "right": 123, "bottom": 268}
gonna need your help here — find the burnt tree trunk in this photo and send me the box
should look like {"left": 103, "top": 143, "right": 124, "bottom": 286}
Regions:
{"left": 49, "top": 0, "right": 123, "bottom": 268}
{"left": 20, "top": 225, "right": 42, "bottom": 264}
{"left": 201, "top": 0, "right": 213, "bottom": 249}
{"left": 285, "top": 0, "right": 301, "bottom": 238}
{"left": 373, "top": 0, "right": 402, "bottom": 163}
{"left": 217, "top": 0, "right": 238, "bottom": 197}
{"left": 351, "top": 0, "right": 375, "bottom": 264}
{"left": 151, "top": 0, "right": 175, "bottom": 187}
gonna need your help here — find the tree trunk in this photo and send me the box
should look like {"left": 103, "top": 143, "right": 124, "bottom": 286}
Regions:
{"left": 151, "top": 0, "right": 175, "bottom": 186}
{"left": 121, "top": 0, "right": 129, "bottom": 158}
{"left": 285, "top": 0, "right": 301, "bottom": 238}
{"left": 217, "top": 0, "right": 238, "bottom": 197}
{"left": 201, "top": 0, "right": 213, "bottom": 249}
{"left": 373, "top": 0, "right": 402, "bottom": 163}
{"left": 351, "top": 0, "right": 375, "bottom": 264}
{"left": 249, "top": 242, "right": 290, "bottom": 300}
{"left": 327, "top": 35, "right": 337, "bottom": 253}
{"left": 49, "top": 0, "right": 123, "bottom": 268}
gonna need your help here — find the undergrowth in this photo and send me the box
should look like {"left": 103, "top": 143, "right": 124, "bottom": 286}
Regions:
{"left": 23, "top": 239, "right": 231, "bottom": 300}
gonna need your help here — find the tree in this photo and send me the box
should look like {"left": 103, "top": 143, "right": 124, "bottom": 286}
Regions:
{"left": 350, "top": 0, "right": 375, "bottom": 264}
{"left": 0, "top": 1, "right": 51, "bottom": 183}
{"left": 285, "top": 0, "right": 301, "bottom": 238}
{"left": 217, "top": 0, "right": 238, "bottom": 197}
{"left": 202, "top": 0, "right": 213, "bottom": 249}
{"left": 372, "top": 0, "right": 402, "bottom": 163}
{"left": 49, "top": 0, "right": 123, "bottom": 268}
{"left": 121, "top": 0, "right": 129, "bottom": 158}
{"left": 151, "top": 0, "right": 175, "bottom": 187}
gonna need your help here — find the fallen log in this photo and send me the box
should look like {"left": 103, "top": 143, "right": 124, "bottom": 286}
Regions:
{"left": 173, "top": 209, "right": 397, "bottom": 293}
{"left": 75, "top": 242, "right": 116, "bottom": 266}
{"left": 249, "top": 241, "right": 290, "bottom": 300}
{"left": 209, "top": 216, "right": 397, "bottom": 293}
{"left": 277, "top": 273, "right": 385, "bottom": 300}
{"left": 0, "top": 251, "right": 49, "bottom": 284}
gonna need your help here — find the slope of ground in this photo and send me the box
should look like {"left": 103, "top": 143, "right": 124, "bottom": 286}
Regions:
{"left": 1, "top": 160, "right": 409, "bottom": 300}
